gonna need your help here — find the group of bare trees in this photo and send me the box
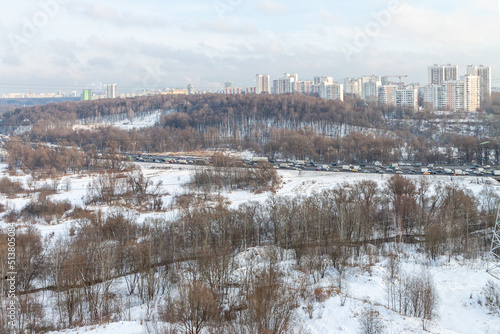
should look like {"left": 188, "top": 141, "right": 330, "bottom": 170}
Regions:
{"left": 4, "top": 93, "right": 500, "bottom": 168}
{"left": 191, "top": 160, "right": 280, "bottom": 193}
{"left": 385, "top": 263, "right": 438, "bottom": 330}
{"left": 0, "top": 169, "right": 498, "bottom": 332}
{"left": 1, "top": 171, "right": 493, "bottom": 333}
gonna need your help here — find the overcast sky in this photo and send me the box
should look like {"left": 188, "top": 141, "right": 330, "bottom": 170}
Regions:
{"left": 1, "top": 0, "right": 499, "bottom": 93}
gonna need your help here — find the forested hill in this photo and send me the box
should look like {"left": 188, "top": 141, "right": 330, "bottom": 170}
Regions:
{"left": 0, "top": 94, "right": 384, "bottom": 131}
{"left": 3, "top": 93, "right": 500, "bottom": 165}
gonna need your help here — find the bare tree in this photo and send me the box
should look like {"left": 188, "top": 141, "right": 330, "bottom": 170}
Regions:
{"left": 163, "top": 278, "right": 217, "bottom": 334}
{"left": 358, "top": 307, "right": 385, "bottom": 334}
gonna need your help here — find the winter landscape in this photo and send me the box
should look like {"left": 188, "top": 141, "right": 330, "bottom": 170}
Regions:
{"left": 1, "top": 153, "right": 500, "bottom": 333}
{"left": 2, "top": 1, "right": 500, "bottom": 333}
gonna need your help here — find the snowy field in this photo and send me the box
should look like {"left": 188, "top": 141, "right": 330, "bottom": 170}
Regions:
{"left": 1, "top": 163, "right": 500, "bottom": 334}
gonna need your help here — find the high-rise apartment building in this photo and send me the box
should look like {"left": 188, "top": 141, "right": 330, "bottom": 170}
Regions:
{"left": 378, "top": 85, "right": 398, "bottom": 107}
{"left": 245, "top": 87, "right": 257, "bottom": 94}
{"left": 314, "top": 76, "right": 333, "bottom": 85}
{"left": 319, "top": 81, "right": 343, "bottom": 101}
{"left": 256, "top": 74, "right": 271, "bottom": 94}
{"left": 298, "top": 81, "right": 316, "bottom": 94}
{"left": 223, "top": 87, "right": 242, "bottom": 94}
{"left": 422, "top": 85, "right": 440, "bottom": 109}
{"left": 423, "top": 64, "right": 485, "bottom": 112}
{"left": 378, "top": 85, "right": 418, "bottom": 111}
{"left": 344, "top": 78, "right": 362, "bottom": 98}
{"left": 82, "top": 89, "right": 93, "bottom": 101}
{"left": 272, "top": 73, "right": 298, "bottom": 94}
{"left": 463, "top": 74, "right": 481, "bottom": 112}
{"left": 395, "top": 88, "right": 418, "bottom": 111}
{"left": 422, "top": 75, "right": 481, "bottom": 112}
{"left": 361, "top": 75, "right": 381, "bottom": 102}
{"left": 466, "top": 65, "right": 491, "bottom": 101}
{"left": 428, "top": 64, "right": 458, "bottom": 85}
{"left": 438, "top": 80, "right": 465, "bottom": 111}
{"left": 106, "top": 84, "right": 117, "bottom": 99}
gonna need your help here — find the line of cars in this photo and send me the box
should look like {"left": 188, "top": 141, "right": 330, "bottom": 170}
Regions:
{"left": 262, "top": 160, "right": 499, "bottom": 177}
{"left": 135, "top": 154, "right": 499, "bottom": 178}
{"left": 133, "top": 155, "right": 195, "bottom": 165}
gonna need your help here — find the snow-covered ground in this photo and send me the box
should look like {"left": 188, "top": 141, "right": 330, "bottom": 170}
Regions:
{"left": 73, "top": 109, "right": 173, "bottom": 131}
{"left": 44, "top": 252, "right": 500, "bottom": 334}
{"left": 1, "top": 163, "right": 500, "bottom": 334}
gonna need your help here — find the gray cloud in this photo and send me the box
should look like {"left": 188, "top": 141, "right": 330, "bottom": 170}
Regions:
{"left": 2, "top": 55, "right": 23, "bottom": 66}
{"left": 87, "top": 56, "right": 116, "bottom": 69}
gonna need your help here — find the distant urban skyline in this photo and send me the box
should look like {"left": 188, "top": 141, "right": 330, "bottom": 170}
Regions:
{"left": 0, "top": 1, "right": 499, "bottom": 94}
{"left": 0, "top": 63, "right": 497, "bottom": 97}
{"left": 1, "top": 63, "right": 490, "bottom": 113}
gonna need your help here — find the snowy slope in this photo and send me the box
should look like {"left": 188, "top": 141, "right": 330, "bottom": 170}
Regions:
{"left": 1, "top": 163, "right": 500, "bottom": 334}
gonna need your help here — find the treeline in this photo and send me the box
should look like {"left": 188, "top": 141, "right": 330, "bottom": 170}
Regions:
{"left": 0, "top": 94, "right": 383, "bottom": 130}
{"left": 0, "top": 174, "right": 497, "bottom": 332}
{"left": 3, "top": 93, "right": 500, "bottom": 166}
{"left": 9, "top": 127, "right": 500, "bottom": 171}
{"left": 0, "top": 95, "right": 177, "bottom": 129}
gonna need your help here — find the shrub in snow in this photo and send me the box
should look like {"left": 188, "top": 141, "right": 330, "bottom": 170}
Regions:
{"left": 386, "top": 268, "right": 438, "bottom": 324}
{"left": 482, "top": 280, "right": 500, "bottom": 315}
{"left": 358, "top": 307, "right": 385, "bottom": 334}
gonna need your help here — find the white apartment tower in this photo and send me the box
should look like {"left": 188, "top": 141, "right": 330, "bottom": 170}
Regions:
{"left": 438, "top": 80, "right": 465, "bottom": 111}
{"left": 319, "top": 81, "right": 343, "bottom": 101}
{"left": 344, "top": 78, "right": 362, "bottom": 98}
{"left": 272, "top": 73, "right": 298, "bottom": 94}
{"left": 464, "top": 74, "right": 481, "bottom": 112}
{"left": 378, "top": 85, "right": 398, "bottom": 107}
{"left": 378, "top": 85, "right": 418, "bottom": 111}
{"left": 466, "top": 65, "right": 491, "bottom": 101}
{"left": 256, "top": 74, "right": 271, "bottom": 94}
{"left": 362, "top": 75, "right": 381, "bottom": 102}
{"left": 395, "top": 88, "right": 418, "bottom": 111}
{"left": 428, "top": 64, "right": 458, "bottom": 85}
{"left": 107, "top": 83, "right": 117, "bottom": 99}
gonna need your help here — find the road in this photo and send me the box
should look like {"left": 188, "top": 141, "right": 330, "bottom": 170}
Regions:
{"left": 120, "top": 153, "right": 498, "bottom": 178}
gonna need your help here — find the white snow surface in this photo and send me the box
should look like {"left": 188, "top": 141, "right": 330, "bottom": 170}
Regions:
{"left": 1, "top": 163, "right": 500, "bottom": 334}
{"left": 74, "top": 109, "right": 172, "bottom": 131}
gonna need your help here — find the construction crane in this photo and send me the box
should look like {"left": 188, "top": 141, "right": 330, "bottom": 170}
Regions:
{"left": 385, "top": 75, "right": 408, "bottom": 88}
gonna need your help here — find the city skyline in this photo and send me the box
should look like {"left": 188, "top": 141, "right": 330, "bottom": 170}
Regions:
{"left": 0, "top": 0, "right": 500, "bottom": 93}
